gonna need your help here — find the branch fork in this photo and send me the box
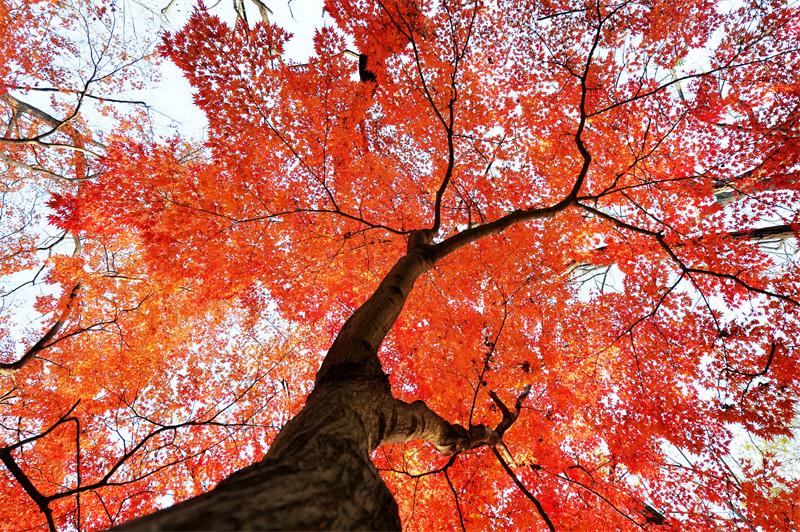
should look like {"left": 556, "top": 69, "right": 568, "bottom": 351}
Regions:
{"left": 381, "top": 385, "right": 531, "bottom": 456}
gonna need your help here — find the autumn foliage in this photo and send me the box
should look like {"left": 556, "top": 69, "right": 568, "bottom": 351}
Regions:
{"left": 2, "top": 0, "right": 800, "bottom": 530}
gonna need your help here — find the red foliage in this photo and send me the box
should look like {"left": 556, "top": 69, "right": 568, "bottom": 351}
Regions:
{"left": 2, "top": 0, "right": 800, "bottom": 531}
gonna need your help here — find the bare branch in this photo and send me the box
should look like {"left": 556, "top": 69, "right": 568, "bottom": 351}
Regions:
{"left": 0, "top": 401, "right": 80, "bottom": 532}
{"left": 492, "top": 447, "right": 555, "bottom": 532}
{"left": 0, "top": 283, "right": 82, "bottom": 375}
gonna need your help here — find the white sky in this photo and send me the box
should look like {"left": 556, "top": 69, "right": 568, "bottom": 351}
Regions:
{"left": 145, "top": 0, "right": 327, "bottom": 138}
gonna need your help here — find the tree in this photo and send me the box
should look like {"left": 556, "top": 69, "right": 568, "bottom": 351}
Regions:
{"left": 2, "top": 0, "right": 800, "bottom": 530}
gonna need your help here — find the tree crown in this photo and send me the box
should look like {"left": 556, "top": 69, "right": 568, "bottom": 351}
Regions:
{"left": 2, "top": 0, "right": 799, "bottom": 530}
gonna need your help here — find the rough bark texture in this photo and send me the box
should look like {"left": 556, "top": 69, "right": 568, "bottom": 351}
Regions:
{"left": 112, "top": 247, "right": 440, "bottom": 531}
{"left": 114, "top": 375, "right": 402, "bottom": 531}
{"left": 111, "top": 239, "right": 526, "bottom": 531}
{"left": 101, "top": 180, "right": 792, "bottom": 530}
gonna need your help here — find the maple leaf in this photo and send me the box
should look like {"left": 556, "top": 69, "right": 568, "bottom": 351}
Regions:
{"left": 46, "top": 193, "right": 80, "bottom": 231}
{"left": 3, "top": 1, "right": 800, "bottom": 532}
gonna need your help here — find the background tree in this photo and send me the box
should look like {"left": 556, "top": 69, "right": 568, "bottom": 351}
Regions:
{"left": 2, "top": 0, "right": 800, "bottom": 530}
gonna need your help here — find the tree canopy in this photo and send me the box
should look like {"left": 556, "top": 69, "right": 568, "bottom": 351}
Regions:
{"left": 1, "top": 0, "right": 799, "bottom": 530}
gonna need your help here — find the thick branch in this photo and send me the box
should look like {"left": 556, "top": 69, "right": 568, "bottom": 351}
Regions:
{"left": 381, "top": 386, "right": 530, "bottom": 456}
{"left": 0, "top": 93, "right": 103, "bottom": 148}
{"left": 431, "top": 202, "right": 572, "bottom": 260}
{"left": 729, "top": 223, "right": 797, "bottom": 242}
{"left": 0, "top": 447, "right": 57, "bottom": 531}
{"left": 381, "top": 399, "right": 497, "bottom": 455}
{"left": 0, "top": 283, "right": 81, "bottom": 375}
{"left": 316, "top": 196, "right": 577, "bottom": 386}
{"left": 564, "top": 222, "right": 798, "bottom": 276}
{"left": 0, "top": 150, "right": 77, "bottom": 182}
{"left": 315, "top": 247, "right": 436, "bottom": 385}
{"left": 580, "top": 204, "right": 799, "bottom": 305}
{"left": 0, "top": 401, "right": 80, "bottom": 532}
{"left": 714, "top": 174, "right": 798, "bottom": 207}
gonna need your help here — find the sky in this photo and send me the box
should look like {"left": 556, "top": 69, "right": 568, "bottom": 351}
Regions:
{"left": 1, "top": 0, "right": 328, "bottom": 358}
{"left": 144, "top": 0, "right": 328, "bottom": 138}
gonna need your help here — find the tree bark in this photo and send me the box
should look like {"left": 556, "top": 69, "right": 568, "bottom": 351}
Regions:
{"left": 106, "top": 181, "right": 798, "bottom": 530}
{"left": 113, "top": 245, "right": 482, "bottom": 530}
{"left": 113, "top": 237, "right": 523, "bottom": 531}
{"left": 113, "top": 374, "right": 403, "bottom": 531}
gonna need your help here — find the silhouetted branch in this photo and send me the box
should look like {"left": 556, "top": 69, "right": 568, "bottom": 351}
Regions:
{"left": 444, "top": 467, "right": 467, "bottom": 532}
{"left": 552, "top": 469, "right": 645, "bottom": 529}
{"left": 579, "top": 204, "right": 800, "bottom": 306}
{"left": 492, "top": 447, "right": 555, "bottom": 532}
{"left": 0, "top": 283, "right": 82, "bottom": 375}
{"left": 0, "top": 401, "right": 80, "bottom": 532}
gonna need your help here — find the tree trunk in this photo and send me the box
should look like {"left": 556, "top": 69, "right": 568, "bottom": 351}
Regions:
{"left": 112, "top": 236, "right": 534, "bottom": 530}
{"left": 113, "top": 247, "right": 439, "bottom": 530}
{"left": 114, "top": 373, "right": 403, "bottom": 531}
